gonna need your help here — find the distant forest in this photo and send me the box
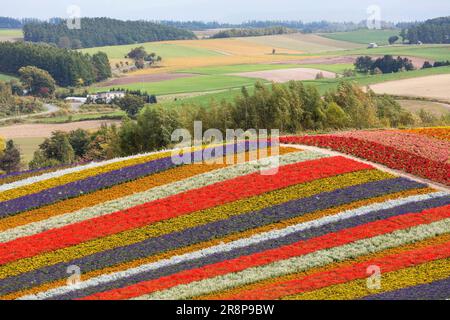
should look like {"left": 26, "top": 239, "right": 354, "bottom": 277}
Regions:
{"left": 22, "top": 18, "right": 197, "bottom": 48}
{"left": 212, "top": 27, "right": 296, "bottom": 38}
{"left": 161, "top": 20, "right": 401, "bottom": 33}
{"left": 402, "top": 16, "right": 450, "bottom": 44}
{"left": 0, "top": 42, "right": 111, "bottom": 86}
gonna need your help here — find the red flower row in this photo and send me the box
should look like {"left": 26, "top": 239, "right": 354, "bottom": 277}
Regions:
{"left": 281, "top": 134, "right": 450, "bottom": 185}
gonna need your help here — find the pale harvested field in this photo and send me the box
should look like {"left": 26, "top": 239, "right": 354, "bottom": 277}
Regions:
{"left": 397, "top": 100, "right": 450, "bottom": 116}
{"left": 369, "top": 74, "right": 450, "bottom": 101}
{"left": 240, "top": 33, "right": 363, "bottom": 52}
{"left": 0, "top": 120, "right": 121, "bottom": 139}
{"left": 232, "top": 67, "right": 336, "bottom": 83}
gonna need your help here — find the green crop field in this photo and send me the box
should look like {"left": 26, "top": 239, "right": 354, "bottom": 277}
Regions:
{"left": 81, "top": 42, "right": 223, "bottom": 59}
{"left": 13, "top": 137, "right": 45, "bottom": 165}
{"left": 94, "top": 74, "right": 263, "bottom": 96}
{"left": 0, "top": 29, "right": 23, "bottom": 41}
{"left": 321, "top": 29, "right": 400, "bottom": 45}
{"left": 178, "top": 64, "right": 307, "bottom": 75}
{"left": 340, "top": 45, "right": 450, "bottom": 61}
{"left": 0, "top": 73, "right": 18, "bottom": 81}
{"left": 159, "top": 65, "right": 450, "bottom": 110}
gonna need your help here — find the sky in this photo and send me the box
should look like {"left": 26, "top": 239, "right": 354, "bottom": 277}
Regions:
{"left": 2, "top": 0, "right": 449, "bottom": 23}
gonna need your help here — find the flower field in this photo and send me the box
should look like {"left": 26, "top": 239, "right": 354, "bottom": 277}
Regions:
{"left": 281, "top": 128, "right": 450, "bottom": 186}
{"left": 0, "top": 142, "right": 449, "bottom": 300}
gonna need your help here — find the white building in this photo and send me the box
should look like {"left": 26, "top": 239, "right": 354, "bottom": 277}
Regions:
{"left": 64, "top": 97, "right": 87, "bottom": 104}
{"left": 87, "top": 91, "right": 126, "bottom": 104}
{"left": 368, "top": 43, "right": 378, "bottom": 49}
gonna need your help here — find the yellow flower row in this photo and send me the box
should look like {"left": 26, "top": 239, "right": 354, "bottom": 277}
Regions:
{"left": 0, "top": 147, "right": 292, "bottom": 232}
{"left": 0, "top": 170, "right": 394, "bottom": 280}
{"left": 284, "top": 258, "right": 450, "bottom": 300}
{"left": 0, "top": 150, "right": 173, "bottom": 202}
{"left": 3, "top": 187, "right": 431, "bottom": 300}
{"left": 200, "top": 232, "right": 450, "bottom": 300}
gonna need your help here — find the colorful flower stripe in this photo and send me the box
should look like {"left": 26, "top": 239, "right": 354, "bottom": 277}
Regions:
{"left": 8, "top": 188, "right": 430, "bottom": 300}
{"left": 404, "top": 127, "right": 450, "bottom": 142}
{"left": 0, "top": 156, "right": 367, "bottom": 265}
{"left": 0, "top": 163, "right": 78, "bottom": 186}
{"left": 135, "top": 217, "right": 450, "bottom": 300}
{"left": 0, "top": 176, "right": 434, "bottom": 296}
{"left": 286, "top": 258, "right": 450, "bottom": 300}
{"left": 0, "top": 142, "right": 261, "bottom": 217}
{"left": 281, "top": 134, "right": 450, "bottom": 185}
{"left": 26, "top": 191, "right": 448, "bottom": 300}
{"left": 0, "top": 171, "right": 384, "bottom": 280}
{"left": 0, "top": 141, "right": 260, "bottom": 200}
{"left": 265, "top": 243, "right": 450, "bottom": 301}
{"left": 59, "top": 193, "right": 447, "bottom": 301}
{"left": 363, "top": 275, "right": 450, "bottom": 300}
{"left": 335, "top": 130, "right": 450, "bottom": 162}
{"left": 0, "top": 149, "right": 173, "bottom": 195}
{"left": 0, "top": 147, "right": 293, "bottom": 237}
{"left": 1, "top": 141, "right": 448, "bottom": 300}
{"left": 200, "top": 232, "right": 450, "bottom": 300}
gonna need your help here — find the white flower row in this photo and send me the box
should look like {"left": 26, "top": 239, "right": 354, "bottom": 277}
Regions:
{"left": 137, "top": 217, "right": 450, "bottom": 300}
{"left": 18, "top": 191, "right": 444, "bottom": 300}
{"left": 1, "top": 151, "right": 325, "bottom": 243}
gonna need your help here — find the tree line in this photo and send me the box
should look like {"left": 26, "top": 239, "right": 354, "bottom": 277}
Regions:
{"left": 212, "top": 27, "right": 296, "bottom": 38}
{"left": 401, "top": 16, "right": 450, "bottom": 44}
{"left": 23, "top": 18, "right": 196, "bottom": 48}
{"left": 22, "top": 80, "right": 450, "bottom": 171}
{"left": 117, "top": 81, "right": 419, "bottom": 156}
{"left": 0, "top": 42, "right": 111, "bottom": 87}
{"left": 355, "top": 55, "right": 415, "bottom": 74}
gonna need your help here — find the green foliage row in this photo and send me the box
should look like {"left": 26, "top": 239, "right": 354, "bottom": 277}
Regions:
{"left": 23, "top": 18, "right": 196, "bottom": 48}
{"left": 402, "top": 16, "right": 450, "bottom": 44}
{"left": 212, "top": 26, "right": 296, "bottom": 38}
{"left": 0, "top": 42, "right": 111, "bottom": 86}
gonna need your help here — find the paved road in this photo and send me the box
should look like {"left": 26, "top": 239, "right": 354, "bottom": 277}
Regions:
{"left": 0, "top": 103, "right": 59, "bottom": 123}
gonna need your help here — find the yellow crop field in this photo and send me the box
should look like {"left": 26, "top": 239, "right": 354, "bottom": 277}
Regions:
{"left": 129, "top": 38, "right": 309, "bottom": 75}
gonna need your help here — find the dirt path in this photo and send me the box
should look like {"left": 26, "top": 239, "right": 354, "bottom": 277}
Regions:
{"left": 282, "top": 144, "right": 450, "bottom": 192}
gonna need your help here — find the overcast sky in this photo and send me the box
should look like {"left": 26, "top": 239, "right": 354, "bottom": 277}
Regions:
{"left": 2, "top": 0, "right": 449, "bottom": 23}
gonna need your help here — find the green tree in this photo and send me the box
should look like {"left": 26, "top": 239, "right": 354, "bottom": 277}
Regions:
{"left": 39, "top": 131, "right": 75, "bottom": 164}
{"left": 0, "top": 140, "right": 21, "bottom": 173}
{"left": 117, "top": 94, "right": 145, "bottom": 117}
{"left": 92, "top": 52, "right": 112, "bottom": 81}
{"left": 68, "top": 129, "right": 91, "bottom": 158}
{"left": 19, "top": 66, "right": 56, "bottom": 97}
{"left": 388, "top": 35, "right": 399, "bottom": 45}
{"left": 325, "top": 102, "right": 349, "bottom": 129}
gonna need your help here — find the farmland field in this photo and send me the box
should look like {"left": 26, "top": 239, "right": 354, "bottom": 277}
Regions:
{"left": 94, "top": 74, "right": 263, "bottom": 96}
{"left": 398, "top": 100, "right": 450, "bottom": 117}
{"left": 368, "top": 74, "right": 450, "bottom": 101}
{"left": 240, "top": 33, "right": 363, "bottom": 52}
{"left": 232, "top": 67, "right": 336, "bottom": 82}
{"left": 0, "top": 73, "right": 17, "bottom": 81}
{"left": 0, "top": 29, "right": 23, "bottom": 42}
{"left": 338, "top": 45, "right": 450, "bottom": 61}
{"left": 321, "top": 29, "right": 400, "bottom": 45}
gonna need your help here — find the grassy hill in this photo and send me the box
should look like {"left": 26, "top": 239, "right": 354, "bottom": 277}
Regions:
{"left": 321, "top": 29, "right": 400, "bottom": 46}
